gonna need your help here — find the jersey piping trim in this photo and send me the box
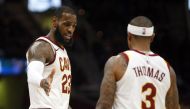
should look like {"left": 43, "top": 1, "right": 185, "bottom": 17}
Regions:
{"left": 163, "top": 60, "right": 172, "bottom": 95}
{"left": 164, "top": 60, "right": 171, "bottom": 73}
{"left": 120, "top": 52, "right": 129, "bottom": 63}
{"left": 36, "top": 38, "right": 57, "bottom": 66}
{"left": 46, "top": 49, "right": 57, "bottom": 66}
{"left": 131, "top": 49, "right": 158, "bottom": 56}
{"left": 116, "top": 52, "right": 129, "bottom": 85}
{"left": 43, "top": 36, "right": 65, "bottom": 51}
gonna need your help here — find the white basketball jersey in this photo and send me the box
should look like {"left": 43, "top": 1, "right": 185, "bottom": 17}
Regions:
{"left": 112, "top": 50, "right": 171, "bottom": 109}
{"left": 26, "top": 37, "right": 71, "bottom": 109}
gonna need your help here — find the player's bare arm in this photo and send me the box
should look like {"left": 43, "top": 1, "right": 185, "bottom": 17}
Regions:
{"left": 166, "top": 66, "right": 180, "bottom": 109}
{"left": 28, "top": 41, "right": 54, "bottom": 63}
{"left": 96, "top": 54, "right": 128, "bottom": 109}
{"left": 28, "top": 41, "right": 55, "bottom": 96}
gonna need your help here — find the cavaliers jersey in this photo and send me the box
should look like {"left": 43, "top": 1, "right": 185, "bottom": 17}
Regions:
{"left": 112, "top": 50, "right": 171, "bottom": 109}
{"left": 26, "top": 37, "right": 71, "bottom": 109}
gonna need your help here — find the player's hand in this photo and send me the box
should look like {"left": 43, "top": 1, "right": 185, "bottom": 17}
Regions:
{"left": 40, "top": 68, "right": 55, "bottom": 96}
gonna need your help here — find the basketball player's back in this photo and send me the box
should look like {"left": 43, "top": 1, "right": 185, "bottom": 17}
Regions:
{"left": 112, "top": 50, "right": 170, "bottom": 109}
{"left": 96, "top": 16, "right": 180, "bottom": 109}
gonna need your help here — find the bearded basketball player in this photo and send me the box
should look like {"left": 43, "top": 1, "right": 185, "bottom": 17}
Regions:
{"left": 26, "top": 6, "right": 77, "bottom": 109}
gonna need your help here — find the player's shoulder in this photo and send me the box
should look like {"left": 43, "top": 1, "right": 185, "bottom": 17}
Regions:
{"left": 106, "top": 53, "right": 128, "bottom": 70}
{"left": 30, "top": 39, "right": 52, "bottom": 52}
{"left": 104, "top": 53, "right": 128, "bottom": 81}
{"left": 27, "top": 38, "right": 54, "bottom": 62}
{"left": 107, "top": 54, "right": 125, "bottom": 64}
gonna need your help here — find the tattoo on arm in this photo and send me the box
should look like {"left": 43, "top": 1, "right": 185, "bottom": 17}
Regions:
{"left": 96, "top": 56, "right": 117, "bottom": 109}
{"left": 96, "top": 54, "right": 128, "bottom": 109}
{"left": 166, "top": 66, "right": 180, "bottom": 109}
{"left": 27, "top": 41, "right": 54, "bottom": 64}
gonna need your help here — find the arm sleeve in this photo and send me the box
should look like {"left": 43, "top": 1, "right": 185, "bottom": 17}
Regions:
{"left": 27, "top": 61, "right": 44, "bottom": 87}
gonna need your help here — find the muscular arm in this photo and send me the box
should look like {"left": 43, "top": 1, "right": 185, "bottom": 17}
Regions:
{"left": 166, "top": 66, "right": 180, "bottom": 109}
{"left": 27, "top": 40, "right": 54, "bottom": 63}
{"left": 96, "top": 54, "right": 128, "bottom": 109}
{"left": 27, "top": 40, "right": 55, "bottom": 95}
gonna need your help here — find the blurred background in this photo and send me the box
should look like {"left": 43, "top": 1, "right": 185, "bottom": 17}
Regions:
{"left": 0, "top": 0, "right": 190, "bottom": 109}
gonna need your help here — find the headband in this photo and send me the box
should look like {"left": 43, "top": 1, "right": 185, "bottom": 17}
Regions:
{"left": 127, "top": 24, "right": 154, "bottom": 36}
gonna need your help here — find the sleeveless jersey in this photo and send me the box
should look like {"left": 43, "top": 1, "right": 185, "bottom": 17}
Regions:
{"left": 26, "top": 37, "right": 71, "bottom": 109}
{"left": 112, "top": 50, "right": 171, "bottom": 109}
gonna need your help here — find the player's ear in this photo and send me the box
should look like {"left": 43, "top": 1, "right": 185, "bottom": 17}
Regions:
{"left": 127, "top": 32, "right": 132, "bottom": 49}
{"left": 52, "top": 16, "right": 58, "bottom": 28}
{"left": 150, "top": 33, "right": 155, "bottom": 43}
{"left": 127, "top": 32, "right": 132, "bottom": 41}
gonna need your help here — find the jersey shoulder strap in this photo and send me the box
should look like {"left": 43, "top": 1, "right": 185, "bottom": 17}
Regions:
{"left": 36, "top": 36, "right": 60, "bottom": 51}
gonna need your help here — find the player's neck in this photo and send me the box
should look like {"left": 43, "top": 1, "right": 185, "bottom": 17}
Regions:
{"left": 47, "top": 32, "right": 56, "bottom": 43}
{"left": 131, "top": 45, "right": 151, "bottom": 52}
{"left": 47, "top": 31, "right": 64, "bottom": 48}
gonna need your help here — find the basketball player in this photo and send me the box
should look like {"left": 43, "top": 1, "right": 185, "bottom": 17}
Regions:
{"left": 96, "top": 16, "right": 180, "bottom": 109}
{"left": 26, "top": 6, "right": 77, "bottom": 109}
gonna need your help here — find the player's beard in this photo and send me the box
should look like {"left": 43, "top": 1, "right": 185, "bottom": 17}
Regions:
{"left": 54, "top": 26, "right": 73, "bottom": 47}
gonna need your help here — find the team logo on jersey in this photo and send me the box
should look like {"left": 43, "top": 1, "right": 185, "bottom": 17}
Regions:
{"left": 59, "top": 57, "right": 70, "bottom": 72}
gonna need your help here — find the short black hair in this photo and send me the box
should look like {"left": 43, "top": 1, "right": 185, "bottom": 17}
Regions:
{"left": 129, "top": 16, "right": 153, "bottom": 27}
{"left": 55, "top": 6, "right": 76, "bottom": 19}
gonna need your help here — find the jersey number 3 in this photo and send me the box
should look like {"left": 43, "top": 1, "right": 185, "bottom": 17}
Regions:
{"left": 62, "top": 74, "right": 71, "bottom": 94}
{"left": 142, "top": 83, "right": 156, "bottom": 109}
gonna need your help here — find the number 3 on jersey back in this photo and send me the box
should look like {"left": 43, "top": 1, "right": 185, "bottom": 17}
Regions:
{"left": 141, "top": 83, "right": 156, "bottom": 109}
{"left": 62, "top": 74, "right": 71, "bottom": 94}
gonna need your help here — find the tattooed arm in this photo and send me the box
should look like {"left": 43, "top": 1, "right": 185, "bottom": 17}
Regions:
{"left": 27, "top": 40, "right": 55, "bottom": 95}
{"left": 27, "top": 41, "right": 54, "bottom": 63}
{"left": 96, "top": 54, "right": 128, "bottom": 109}
{"left": 166, "top": 66, "right": 180, "bottom": 109}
